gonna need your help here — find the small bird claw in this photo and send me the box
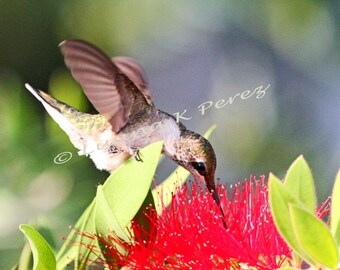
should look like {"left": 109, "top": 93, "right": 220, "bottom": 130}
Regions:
{"left": 134, "top": 150, "right": 143, "bottom": 162}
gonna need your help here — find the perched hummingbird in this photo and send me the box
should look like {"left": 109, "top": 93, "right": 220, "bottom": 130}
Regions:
{"left": 25, "top": 40, "right": 220, "bottom": 205}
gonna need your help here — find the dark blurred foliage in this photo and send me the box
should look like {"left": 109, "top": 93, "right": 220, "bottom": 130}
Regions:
{"left": 0, "top": 0, "right": 339, "bottom": 268}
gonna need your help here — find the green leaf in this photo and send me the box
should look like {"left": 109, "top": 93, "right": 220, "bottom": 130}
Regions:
{"left": 11, "top": 264, "right": 19, "bottom": 270}
{"left": 152, "top": 125, "right": 217, "bottom": 214}
{"left": 56, "top": 201, "right": 99, "bottom": 270}
{"left": 152, "top": 166, "right": 190, "bottom": 214}
{"left": 15, "top": 242, "right": 32, "bottom": 270}
{"left": 331, "top": 170, "right": 340, "bottom": 241}
{"left": 203, "top": 124, "right": 217, "bottom": 139}
{"left": 56, "top": 142, "right": 162, "bottom": 268}
{"left": 335, "top": 224, "right": 340, "bottom": 255}
{"left": 93, "top": 142, "right": 162, "bottom": 266}
{"left": 284, "top": 155, "right": 316, "bottom": 212}
{"left": 289, "top": 204, "right": 339, "bottom": 269}
{"left": 101, "top": 141, "right": 163, "bottom": 229}
{"left": 268, "top": 174, "right": 316, "bottom": 265}
{"left": 133, "top": 188, "right": 156, "bottom": 240}
{"left": 95, "top": 185, "right": 130, "bottom": 242}
{"left": 19, "top": 224, "right": 56, "bottom": 270}
{"left": 73, "top": 201, "right": 104, "bottom": 270}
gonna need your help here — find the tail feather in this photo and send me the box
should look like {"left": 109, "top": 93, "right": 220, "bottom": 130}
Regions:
{"left": 25, "top": 83, "right": 86, "bottom": 151}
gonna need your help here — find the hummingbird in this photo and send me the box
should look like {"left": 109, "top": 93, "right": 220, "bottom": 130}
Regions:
{"left": 25, "top": 40, "right": 220, "bottom": 206}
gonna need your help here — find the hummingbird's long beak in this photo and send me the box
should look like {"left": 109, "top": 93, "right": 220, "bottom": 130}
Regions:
{"left": 205, "top": 174, "right": 227, "bottom": 228}
{"left": 206, "top": 181, "right": 221, "bottom": 207}
{"left": 204, "top": 173, "right": 221, "bottom": 205}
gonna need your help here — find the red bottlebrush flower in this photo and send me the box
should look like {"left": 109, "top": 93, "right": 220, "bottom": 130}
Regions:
{"left": 97, "top": 176, "right": 293, "bottom": 269}
{"left": 220, "top": 175, "right": 292, "bottom": 269}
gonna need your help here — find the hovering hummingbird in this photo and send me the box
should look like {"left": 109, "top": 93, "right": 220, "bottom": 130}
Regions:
{"left": 25, "top": 40, "right": 220, "bottom": 205}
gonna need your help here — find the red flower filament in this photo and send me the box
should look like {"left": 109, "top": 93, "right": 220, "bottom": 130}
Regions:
{"left": 96, "top": 176, "right": 293, "bottom": 269}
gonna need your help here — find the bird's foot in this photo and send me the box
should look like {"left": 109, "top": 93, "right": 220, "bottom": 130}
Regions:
{"left": 132, "top": 148, "right": 143, "bottom": 162}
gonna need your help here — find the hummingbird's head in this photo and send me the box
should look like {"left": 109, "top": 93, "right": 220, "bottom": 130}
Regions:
{"left": 173, "top": 129, "right": 225, "bottom": 226}
{"left": 174, "top": 130, "right": 217, "bottom": 198}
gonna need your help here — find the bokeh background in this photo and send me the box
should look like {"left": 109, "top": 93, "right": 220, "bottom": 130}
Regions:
{"left": 0, "top": 0, "right": 339, "bottom": 268}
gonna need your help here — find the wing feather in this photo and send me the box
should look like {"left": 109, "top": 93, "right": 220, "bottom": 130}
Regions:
{"left": 112, "top": 56, "right": 153, "bottom": 105}
{"left": 59, "top": 40, "right": 141, "bottom": 133}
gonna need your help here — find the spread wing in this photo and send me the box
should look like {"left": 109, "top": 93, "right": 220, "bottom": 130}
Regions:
{"left": 59, "top": 39, "right": 148, "bottom": 133}
{"left": 112, "top": 56, "right": 153, "bottom": 105}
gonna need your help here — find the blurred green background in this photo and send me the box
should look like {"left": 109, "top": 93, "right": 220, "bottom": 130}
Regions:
{"left": 0, "top": 0, "right": 339, "bottom": 268}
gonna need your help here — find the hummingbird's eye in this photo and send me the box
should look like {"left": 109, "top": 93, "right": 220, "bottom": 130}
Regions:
{"left": 190, "top": 161, "right": 206, "bottom": 176}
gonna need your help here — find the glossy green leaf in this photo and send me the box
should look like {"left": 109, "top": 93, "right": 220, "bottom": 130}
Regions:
{"left": 335, "top": 224, "right": 340, "bottom": 256}
{"left": 284, "top": 155, "right": 316, "bottom": 212}
{"left": 268, "top": 174, "right": 316, "bottom": 265}
{"left": 95, "top": 185, "right": 130, "bottom": 242}
{"left": 331, "top": 170, "right": 340, "bottom": 241}
{"left": 16, "top": 242, "right": 32, "bottom": 270}
{"left": 289, "top": 204, "right": 339, "bottom": 269}
{"left": 19, "top": 224, "right": 56, "bottom": 270}
{"left": 152, "top": 125, "right": 216, "bottom": 213}
{"left": 11, "top": 264, "right": 19, "bottom": 270}
{"left": 203, "top": 124, "right": 217, "bottom": 139}
{"left": 152, "top": 166, "right": 189, "bottom": 214}
{"left": 56, "top": 201, "right": 99, "bottom": 270}
{"left": 94, "top": 186, "right": 127, "bottom": 268}
{"left": 133, "top": 188, "right": 156, "bottom": 240}
{"left": 72, "top": 201, "right": 101, "bottom": 270}
{"left": 101, "top": 141, "right": 163, "bottom": 229}
{"left": 56, "top": 142, "right": 162, "bottom": 268}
